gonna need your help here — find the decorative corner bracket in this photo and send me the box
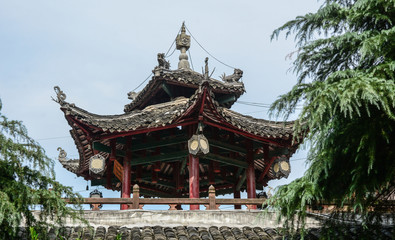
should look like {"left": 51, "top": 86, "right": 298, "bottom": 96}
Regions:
{"left": 52, "top": 86, "right": 67, "bottom": 105}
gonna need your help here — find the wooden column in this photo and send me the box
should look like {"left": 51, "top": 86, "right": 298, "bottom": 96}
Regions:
{"left": 234, "top": 188, "right": 241, "bottom": 209}
{"left": 246, "top": 139, "right": 257, "bottom": 209}
{"left": 121, "top": 137, "right": 132, "bottom": 210}
{"left": 189, "top": 154, "right": 200, "bottom": 210}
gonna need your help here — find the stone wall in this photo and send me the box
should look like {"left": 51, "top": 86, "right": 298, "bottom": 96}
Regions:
{"left": 31, "top": 210, "right": 322, "bottom": 229}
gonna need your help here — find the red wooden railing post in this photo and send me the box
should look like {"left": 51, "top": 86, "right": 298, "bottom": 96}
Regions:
{"left": 208, "top": 185, "right": 217, "bottom": 210}
{"left": 132, "top": 184, "right": 140, "bottom": 209}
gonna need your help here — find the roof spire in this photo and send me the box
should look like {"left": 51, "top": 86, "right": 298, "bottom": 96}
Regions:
{"left": 176, "top": 22, "right": 191, "bottom": 70}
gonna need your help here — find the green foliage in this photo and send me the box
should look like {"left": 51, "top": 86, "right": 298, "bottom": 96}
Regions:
{"left": 269, "top": 0, "right": 395, "bottom": 235}
{"left": 29, "top": 227, "right": 38, "bottom": 240}
{"left": 0, "top": 99, "right": 85, "bottom": 239}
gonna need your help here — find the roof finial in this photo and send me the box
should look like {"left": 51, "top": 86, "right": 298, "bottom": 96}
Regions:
{"left": 176, "top": 22, "right": 191, "bottom": 70}
{"left": 181, "top": 22, "right": 186, "bottom": 34}
{"left": 204, "top": 57, "right": 209, "bottom": 79}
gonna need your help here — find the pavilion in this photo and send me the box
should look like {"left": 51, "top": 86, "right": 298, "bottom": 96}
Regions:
{"left": 55, "top": 23, "right": 301, "bottom": 210}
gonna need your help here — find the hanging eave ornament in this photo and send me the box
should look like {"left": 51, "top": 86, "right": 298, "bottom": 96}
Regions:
{"left": 271, "top": 156, "right": 291, "bottom": 179}
{"left": 89, "top": 154, "right": 106, "bottom": 177}
{"left": 188, "top": 134, "right": 210, "bottom": 156}
{"left": 89, "top": 189, "right": 103, "bottom": 210}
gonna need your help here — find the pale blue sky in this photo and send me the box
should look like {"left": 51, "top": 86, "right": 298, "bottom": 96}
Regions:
{"left": 0, "top": 0, "right": 321, "bottom": 209}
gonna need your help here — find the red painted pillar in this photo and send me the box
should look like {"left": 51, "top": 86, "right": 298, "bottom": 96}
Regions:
{"left": 121, "top": 137, "right": 132, "bottom": 210}
{"left": 189, "top": 154, "right": 200, "bottom": 210}
{"left": 246, "top": 140, "right": 257, "bottom": 209}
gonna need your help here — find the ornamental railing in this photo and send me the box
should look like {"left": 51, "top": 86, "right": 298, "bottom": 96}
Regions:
{"left": 65, "top": 184, "right": 266, "bottom": 210}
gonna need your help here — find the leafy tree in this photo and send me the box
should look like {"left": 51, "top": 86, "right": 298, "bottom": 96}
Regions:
{"left": 268, "top": 0, "right": 395, "bottom": 235}
{"left": 0, "top": 99, "right": 84, "bottom": 239}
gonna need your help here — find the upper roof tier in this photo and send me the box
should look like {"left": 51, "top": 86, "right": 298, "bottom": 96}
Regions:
{"left": 124, "top": 68, "right": 245, "bottom": 112}
{"left": 124, "top": 22, "right": 245, "bottom": 112}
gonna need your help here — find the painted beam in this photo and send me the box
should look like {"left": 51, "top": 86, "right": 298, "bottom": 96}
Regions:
{"left": 203, "top": 153, "right": 248, "bottom": 168}
{"left": 210, "top": 139, "right": 247, "bottom": 154}
{"left": 130, "top": 150, "right": 188, "bottom": 166}
{"left": 131, "top": 135, "right": 188, "bottom": 152}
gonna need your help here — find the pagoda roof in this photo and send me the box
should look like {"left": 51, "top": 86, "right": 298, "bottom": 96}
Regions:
{"left": 124, "top": 69, "right": 245, "bottom": 112}
{"left": 56, "top": 83, "right": 297, "bottom": 186}
{"left": 59, "top": 84, "right": 292, "bottom": 142}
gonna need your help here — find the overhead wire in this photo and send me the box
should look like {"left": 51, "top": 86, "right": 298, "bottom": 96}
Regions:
{"left": 130, "top": 26, "right": 181, "bottom": 93}
{"left": 130, "top": 73, "right": 153, "bottom": 93}
{"left": 290, "top": 157, "right": 307, "bottom": 162}
{"left": 188, "top": 49, "right": 194, "bottom": 71}
{"left": 184, "top": 25, "right": 237, "bottom": 70}
{"left": 164, "top": 27, "right": 181, "bottom": 58}
{"left": 166, "top": 46, "right": 177, "bottom": 58}
{"left": 236, "top": 100, "right": 303, "bottom": 110}
{"left": 36, "top": 136, "right": 71, "bottom": 141}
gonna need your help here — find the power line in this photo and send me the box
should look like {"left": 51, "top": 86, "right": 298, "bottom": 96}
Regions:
{"left": 242, "top": 110, "right": 268, "bottom": 115}
{"left": 130, "top": 73, "right": 153, "bottom": 93}
{"left": 237, "top": 101, "right": 271, "bottom": 108}
{"left": 290, "top": 157, "right": 307, "bottom": 162}
{"left": 164, "top": 26, "right": 181, "bottom": 58}
{"left": 184, "top": 25, "right": 236, "bottom": 70}
{"left": 188, "top": 49, "right": 194, "bottom": 71}
{"left": 166, "top": 46, "right": 177, "bottom": 58}
{"left": 36, "top": 136, "right": 70, "bottom": 141}
{"left": 236, "top": 101, "right": 303, "bottom": 110}
{"left": 130, "top": 27, "right": 180, "bottom": 93}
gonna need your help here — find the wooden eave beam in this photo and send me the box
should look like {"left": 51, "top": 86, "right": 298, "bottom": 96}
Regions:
{"left": 209, "top": 139, "right": 247, "bottom": 154}
{"left": 203, "top": 153, "right": 247, "bottom": 168}
{"left": 130, "top": 150, "right": 188, "bottom": 166}
{"left": 130, "top": 135, "right": 188, "bottom": 152}
{"left": 92, "top": 142, "right": 187, "bottom": 166}
{"left": 93, "top": 135, "right": 188, "bottom": 156}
